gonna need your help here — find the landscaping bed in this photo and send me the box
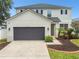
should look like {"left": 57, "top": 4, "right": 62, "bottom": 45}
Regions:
{"left": 48, "top": 49, "right": 79, "bottom": 59}
{"left": 47, "top": 45, "right": 79, "bottom": 52}
{"left": 47, "top": 39, "right": 79, "bottom": 52}
{"left": 0, "top": 39, "right": 10, "bottom": 50}
{"left": 47, "top": 28, "right": 79, "bottom": 59}
{"left": 47, "top": 39, "right": 79, "bottom": 59}
{"left": 0, "top": 42, "right": 10, "bottom": 50}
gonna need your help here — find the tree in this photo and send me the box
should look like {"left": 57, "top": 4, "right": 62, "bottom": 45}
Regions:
{"left": 0, "top": 0, "right": 12, "bottom": 25}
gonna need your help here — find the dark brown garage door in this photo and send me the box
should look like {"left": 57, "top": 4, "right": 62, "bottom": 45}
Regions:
{"left": 14, "top": 27, "right": 45, "bottom": 40}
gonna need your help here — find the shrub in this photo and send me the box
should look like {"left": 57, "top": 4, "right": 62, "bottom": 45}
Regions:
{"left": 58, "top": 27, "right": 65, "bottom": 38}
{"left": 58, "top": 27, "right": 79, "bottom": 39}
{"left": 67, "top": 28, "right": 74, "bottom": 34}
{"left": 71, "top": 33, "right": 79, "bottom": 39}
{"left": 45, "top": 36, "right": 53, "bottom": 42}
{"left": 67, "top": 28, "right": 74, "bottom": 39}
{"left": 58, "top": 28, "right": 75, "bottom": 39}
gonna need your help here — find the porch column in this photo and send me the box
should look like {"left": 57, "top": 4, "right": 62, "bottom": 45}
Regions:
{"left": 55, "top": 23, "right": 59, "bottom": 37}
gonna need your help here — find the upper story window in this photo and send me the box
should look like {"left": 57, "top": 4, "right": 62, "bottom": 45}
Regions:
{"left": 35, "top": 9, "right": 43, "bottom": 14}
{"left": 41, "top": 10, "right": 43, "bottom": 14}
{"left": 36, "top": 10, "right": 38, "bottom": 13}
{"left": 61, "top": 9, "right": 63, "bottom": 15}
{"left": 61, "top": 9, "right": 68, "bottom": 15}
{"left": 47, "top": 10, "right": 52, "bottom": 17}
{"left": 65, "top": 9, "right": 67, "bottom": 14}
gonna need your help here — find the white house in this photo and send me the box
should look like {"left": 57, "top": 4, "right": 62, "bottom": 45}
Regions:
{"left": 7, "top": 3, "right": 72, "bottom": 41}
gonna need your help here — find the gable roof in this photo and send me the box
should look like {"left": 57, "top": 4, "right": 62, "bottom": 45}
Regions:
{"left": 15, "top": 3, "right": 71, "bottom": 9}
{"left": 7, "top": 9, "right": 55, "bottom": 23}
{"left": 7, "top": 9, "right": 60, "bottom": 23}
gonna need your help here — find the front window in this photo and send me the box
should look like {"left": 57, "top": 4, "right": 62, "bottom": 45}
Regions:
{"left": 47, "top": 10, "right": 52, "bottom": 17}
{"left": 60, "top": 24, "right": 68, "bottom": 29}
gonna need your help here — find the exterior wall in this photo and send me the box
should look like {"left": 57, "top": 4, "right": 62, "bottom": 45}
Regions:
{"left": 51, "top": 9, "right": 72, "bottom": 37}
{"left": 15, "top": 8, "right": 72, "bottom": 38}
{"left": 16, "top": 9, "right": 72, "bottom": 26}
{"left": 7, "top": 11, "right": 52, "bottom": 41}
{"left": 16, "top": 9, "right": 71, "bottom": 17}
{"left": 51, "top": 9, "right": 72, "bottom": 28}
{"left": 51, "top": 9, "right": 71, "bottom": 17}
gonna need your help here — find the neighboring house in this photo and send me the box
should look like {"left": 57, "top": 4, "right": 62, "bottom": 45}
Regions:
{"left": 72, "top": 18, "right": 79, "bottom": 28}
{"left": 73, "top": 18, "right": 79, "bottom": 21}
{"left": 72, "top": 18, "right": 79, "bottom": 32}
{"left": 7, "top": 3, "right": 72, "bottom": 41}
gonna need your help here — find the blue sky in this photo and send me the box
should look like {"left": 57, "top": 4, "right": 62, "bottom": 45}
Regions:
{"left": 10, "top": 0, "right": 79, "bottom": 19}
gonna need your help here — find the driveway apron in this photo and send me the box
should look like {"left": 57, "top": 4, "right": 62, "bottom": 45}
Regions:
{"left": 0, "top": 41, "right": 50, "bottom": 59}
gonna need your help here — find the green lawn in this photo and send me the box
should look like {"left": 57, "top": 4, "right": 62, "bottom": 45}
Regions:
{"left": 71, "top": 39, "right": 79, "bottom": 47}
{"left": 48, "top": 49, "right": 79, "bottom": 59}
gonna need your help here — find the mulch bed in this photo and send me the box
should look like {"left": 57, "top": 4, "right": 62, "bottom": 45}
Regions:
{"left": 0, "top": 42, "right": 10, "bottom": 50}
{"left": 47, "top": 39, "right": 79, "bottom": 52}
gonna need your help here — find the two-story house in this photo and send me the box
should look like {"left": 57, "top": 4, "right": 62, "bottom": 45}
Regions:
{"left": 7, "top": 4, "right": 72, "bottom": 41}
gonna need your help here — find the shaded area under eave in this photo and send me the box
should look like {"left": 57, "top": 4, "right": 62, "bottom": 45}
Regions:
{"left": 48, "top": 17, "right": 61, "bottom": 22}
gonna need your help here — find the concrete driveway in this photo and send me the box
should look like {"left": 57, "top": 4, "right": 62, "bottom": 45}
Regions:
{"left": 0, "top": 40, "right": 50, "bottom": 59}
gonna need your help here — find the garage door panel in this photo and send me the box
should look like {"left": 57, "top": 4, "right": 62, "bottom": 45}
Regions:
{"left": 14, "top": 27, "right": 45, "bottom": 40}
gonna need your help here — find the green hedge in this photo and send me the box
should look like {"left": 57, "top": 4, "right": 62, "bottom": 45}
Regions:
{"left": 45, "top": 36, "right": 53, "bottom": 42}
